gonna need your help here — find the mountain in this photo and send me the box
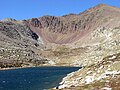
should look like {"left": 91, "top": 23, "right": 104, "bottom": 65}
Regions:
{"left": 21, "top": 4, "right": 120, "bottom": 66}
{"left": 0, "top": 4, "right": 120, "bottom": 70}
{"left": 23, "top": 4, "right": 120, "bottom": 45}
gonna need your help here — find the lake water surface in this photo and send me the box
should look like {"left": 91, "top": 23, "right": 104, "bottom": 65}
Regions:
{"left": 0, "top": 67, "right": 80, "bottom": 90}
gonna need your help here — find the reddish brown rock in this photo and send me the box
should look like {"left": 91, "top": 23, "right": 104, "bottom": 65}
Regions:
{"left": 23, "top": 4, "right": 120, "bottom": 44}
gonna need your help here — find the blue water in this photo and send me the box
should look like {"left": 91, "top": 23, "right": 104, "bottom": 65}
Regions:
{"left": 0, "top": 67, "right": 80, "bottom": 90}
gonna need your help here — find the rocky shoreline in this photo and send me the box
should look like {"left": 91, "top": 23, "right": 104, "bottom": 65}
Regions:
{"left": 0, "top": 65, "right": 80, "bottom": 71}
{"left": 53, "top": 53, "right": 120, "bottom": 90}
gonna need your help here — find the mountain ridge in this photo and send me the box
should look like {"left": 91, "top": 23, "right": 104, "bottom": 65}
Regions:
{"left": 21, "top": 4, "right": 120, "bottom": 44}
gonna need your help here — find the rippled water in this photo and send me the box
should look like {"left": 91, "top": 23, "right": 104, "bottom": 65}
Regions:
{"left": 0, "top": 67, "right": 80, "bottom": 90}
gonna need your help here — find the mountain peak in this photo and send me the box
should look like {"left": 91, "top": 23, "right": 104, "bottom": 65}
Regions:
{"left": 84, "top": 4, "right": 120, "bottom": 13}
{"left": 95, "top": 4, "right": 108, "bottom": 7}
{"left": 93, "top": 4, "right": 112, "bottom": 9}
{"left": 90, "top": 4, "right": 109, "bottom": 10}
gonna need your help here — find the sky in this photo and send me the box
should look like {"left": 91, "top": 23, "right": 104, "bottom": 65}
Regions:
{"left": 0, "top": 0, "right": 120, "bottom": 20}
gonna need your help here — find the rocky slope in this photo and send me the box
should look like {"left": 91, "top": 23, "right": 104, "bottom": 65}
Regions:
{"left": 0, "top": 19, "right": 51, "bottom": 69}
{"left": 56, "top": 53, "right": 120, "bottom": 90}
{"left": 52, "top": 24, "right": 120, "bottom": 89}
{"left": 52, "top": 20, "right": 120, "bottom": 90}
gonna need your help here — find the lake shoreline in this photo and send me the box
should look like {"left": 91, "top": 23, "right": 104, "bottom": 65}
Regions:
{"left": 0, "top": 65, "right": 81, "bottom": 71}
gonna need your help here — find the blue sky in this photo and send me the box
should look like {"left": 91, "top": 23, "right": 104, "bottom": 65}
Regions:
{"left": 0, "top": 0, "right": 120, "bottom": 20}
